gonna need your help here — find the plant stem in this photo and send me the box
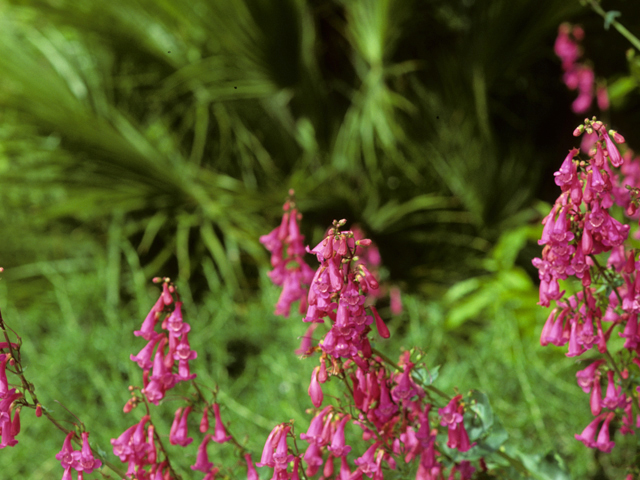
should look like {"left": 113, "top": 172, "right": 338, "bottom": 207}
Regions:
{"left": 586, "top": 0, "right": 640, "bottom": 51}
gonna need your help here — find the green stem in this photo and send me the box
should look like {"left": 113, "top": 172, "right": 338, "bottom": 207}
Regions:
{"left": 586, "top": 0, "right": 640, "bottom": 51}
{"left": 590, "top": 255, "right": 623, "bottom": 305}
{"left": 604, "top": 349, "right": 624, "bottom": 384}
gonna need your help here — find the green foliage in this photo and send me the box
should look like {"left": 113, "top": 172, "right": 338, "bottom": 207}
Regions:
{"left": 0, "top": 0, "right": 632, "bottom": 478}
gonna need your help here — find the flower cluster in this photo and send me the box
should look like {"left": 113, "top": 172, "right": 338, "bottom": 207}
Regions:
{"left": 554, "top": 23, "right": 608, "bottom": 114}
{"left": 130, "top": 280, "right": 197, "bottom": 405}
{"left": 261, "top": 214, "right": 484, "bottom": 479}
{"left": 56, "top": 431, "right": 102, "bottom": 480}
{"left": 260, "top": 192, "right": 315, "bottom": 318}
{"left": 533, "top": 117, "right": 640, "bottom": 454}
{"left": 112, "top": 278, "right": 240, "bottom": 480}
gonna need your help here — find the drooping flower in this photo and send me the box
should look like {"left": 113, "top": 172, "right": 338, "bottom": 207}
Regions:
{"left": 327, "top": 415, "right": 352, "bottom": 457}
{"left": 72, "top": 432, "right": 102, "bottom": 474}
{"left": 191, "top": 435, "right": 213, "bottom": 472}
{"left": 169, "top": 406, "right": 193, "bottom": 446}
{"left": 211, "top": 404, "right": 232, "bottom": 444}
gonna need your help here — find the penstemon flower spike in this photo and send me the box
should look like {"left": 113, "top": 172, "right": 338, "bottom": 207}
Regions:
{"left": 261, "top": 208, "right": 493, "bottom": 480}
{"left": 535, "top": 118, "right": 640, "bottom": 470}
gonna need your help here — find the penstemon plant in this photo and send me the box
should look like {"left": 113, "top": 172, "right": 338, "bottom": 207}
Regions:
{"left": 257, "top": 193, "right": 531, "bottom": 480}
{"left": 0, "top": 189, "right": 548, "bottom": 480}
{"left": 534, "top": 116, "right": 640, "bottom": 476}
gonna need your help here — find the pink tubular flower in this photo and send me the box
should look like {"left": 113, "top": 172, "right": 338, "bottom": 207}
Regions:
{"left": 438, "top": 396, "right": 463, "bottom": 428}
{"left": 327, "top": 415, "right": 352, "bottom": 457}
{"left": 595, "top": 412, "right": 616, "bottom": 452}
{"left": 73, "top": 431, "right": 102, "bottom": 473}
{"left": 354, "top": 442, "right": 381, "bottom": 478}
{"left": 170, "top": 406, "right": 193, "bottom": 446}
{"left": 601, "top": 371, "right": 625, "bottom": 409}
{"left": 576, "top": 360, "right": 604, "bottom": 393}
{"left": 56, "top": 432, "right": 77, "bottom": 469}
{"left": 191, "top": 435, "right": 213, "bottom": 472}
{"left": 575, "top": 412, "right": 606, "bottom": 449}
{"left": 300, "top": 405, "right": 332, "bottom": 445}
{"left": 211, "top": 404, "right": 232, "bottom": 444}
{"left": 130, "top": 333, "right": 164, "bottom": 370}
{"left": 245, "top": 453, "right": 259, "bottom": 480}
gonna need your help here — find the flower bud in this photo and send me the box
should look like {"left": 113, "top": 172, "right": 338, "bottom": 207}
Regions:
{"left": 35, "top": 405, "right": 42, "bottom": 418}
{"left": 573, "top": 125, "right": 585, "bottom": 136}
{"left": 627, "top": 203, "right": 637, "bottom": 216}
{"left": 610, "top": 130, "right": 625, "bottom": 143}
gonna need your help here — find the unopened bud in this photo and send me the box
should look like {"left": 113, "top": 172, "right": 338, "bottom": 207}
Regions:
{"left": 200, "top": 406, "right": 209, "bottom": 433}
{"left": 356, "top": 239, "right": 372, "bottom": 246}
{"left": 610, "top": 130, "right": 626, "bottom": 143}
{"left": 35, "top": 404, "right": 42, "bottom": 417}
{"left": 627, "top": 203, "right": 637, "bottom": 216}
{"left": 318, "top": 356, "right": 328, "bottom": 383}
{"left": 123, "top": 400, "right": 134, "bottom": 413}
{"left": 573, "top": 125, "right": 585, "bottom": 136}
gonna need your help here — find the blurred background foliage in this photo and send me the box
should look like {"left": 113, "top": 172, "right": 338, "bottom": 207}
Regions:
{"left": 1, "top": 0, "right": 640, "bottom": 478}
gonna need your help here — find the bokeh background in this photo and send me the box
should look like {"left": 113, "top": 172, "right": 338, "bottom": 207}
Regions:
{"left": 1, "top": 0, "right": 640, "bottom": 478}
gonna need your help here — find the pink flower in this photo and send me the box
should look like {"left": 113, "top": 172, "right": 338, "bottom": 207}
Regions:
{"left": 191, "top": 435, "right": 213, "bottom": 472}
{"left": 245, "top": 453, "right": 259, "bottom": 480}
{"left": 575, "top": 414, "right": 606, "bottom": 448}
{"left": 595, "top": 412, "right": 616, "bottom": 452}
{"left": 601, "top": 371, "right": 625, "bottom": 409}
{"left": 300, "top": 405, "right": 332, "bottom": 445}
{"left": 130, "top": 333, "right": 164, "bottom": 370}
{"left": 72, "top": 432, "right": 102, "bottom": 473}
{"left": 169, "top": 406, "right": 193, "bottom": 446}
{"left": 56, "top": 432, "right": 77, "bottom": 469}
{"left": 354, "top": 442, "right": 381, "bottom": 478}
{"left": 308, "top": 367, "right": 324, "bottom": 408}
{"left": 211, "top": 404, "right": 232, "bottom": 444}
{"left": 576, "top": 360, "right": 604, "bottom": 393}
{"left": 370, "top": 306, "right": 390, "bottom": 339}
{"left": 439, "top": 396, "right": 463, "bottom": 428}
{"left": 327, "top": 415, "right": 352, "bottom": 457}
